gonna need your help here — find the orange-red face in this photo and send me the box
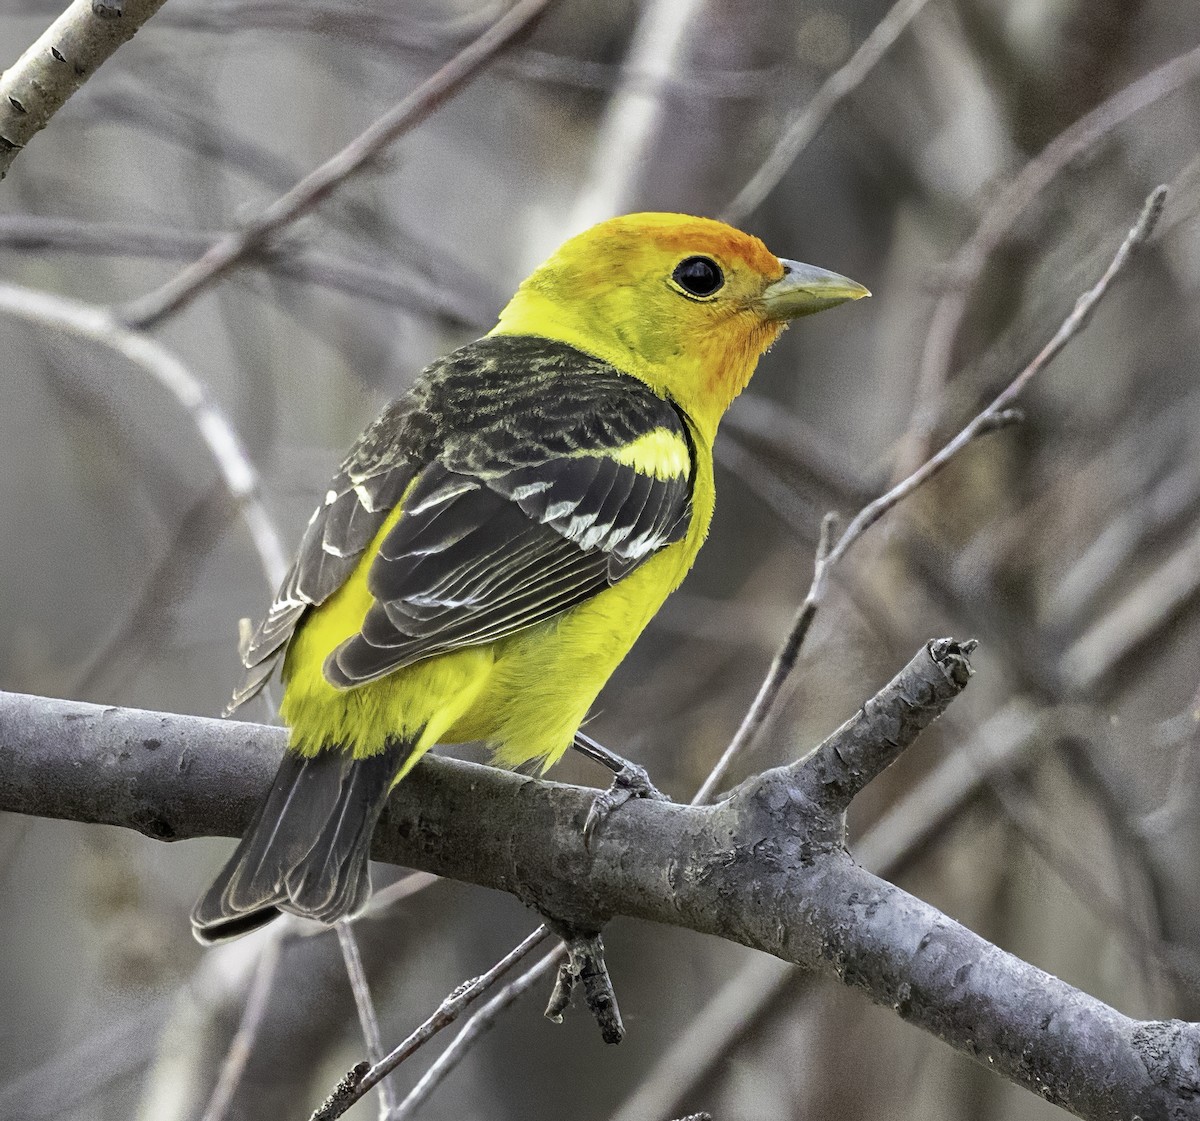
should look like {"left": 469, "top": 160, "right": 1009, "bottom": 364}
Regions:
{"left": 495, "top": 213, "right": 868, "bottom": 437}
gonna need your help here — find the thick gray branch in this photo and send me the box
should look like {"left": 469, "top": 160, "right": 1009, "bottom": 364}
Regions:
{"left": 0, "top": 675, "right": 1197, "bottom": 1120}
{"left": 0, "top": 0, "right": 169, "bottom": 179}
{"left": 795, "top": 637, "right": 976, "bottom": 812}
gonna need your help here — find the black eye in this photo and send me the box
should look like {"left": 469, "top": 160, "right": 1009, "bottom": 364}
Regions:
{"left": 672, "top": 256, "right": 724, "bottom": 297}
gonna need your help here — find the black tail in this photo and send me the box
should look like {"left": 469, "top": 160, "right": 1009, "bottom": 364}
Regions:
{"left": 191, "top": 739, "right": 412, "bottom": 944}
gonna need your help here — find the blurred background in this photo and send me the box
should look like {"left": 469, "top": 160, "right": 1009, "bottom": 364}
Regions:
{"left": 2, "top": 0, "right": 1200, "bottom": 1118}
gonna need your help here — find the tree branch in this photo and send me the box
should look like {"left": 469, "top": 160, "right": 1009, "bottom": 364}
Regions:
{"left": 903, "top": 42, "right": 1200, "bottom": 472}
{"left": 0, "top": 0, "right": 168, "bottom": 179}
{"left": 0, "top": 214, "right": 491, "bottom": 327}
{"left": 115, "top": 0, "right": 559, "bottom": 330}
{"left": 0, "top": 280, "right": 288, "bottom": 588}
{"left": 2, "top": 646, "right": 1197, "bottom": 1120}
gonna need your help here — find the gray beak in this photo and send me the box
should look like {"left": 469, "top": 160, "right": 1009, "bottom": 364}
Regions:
{"left": 758, "top": 259, "right": 870, "bottom": 320}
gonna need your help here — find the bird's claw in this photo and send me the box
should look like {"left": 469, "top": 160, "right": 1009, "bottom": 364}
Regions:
{"left": 583, "top": 760, "right": 669, "bottom": 846}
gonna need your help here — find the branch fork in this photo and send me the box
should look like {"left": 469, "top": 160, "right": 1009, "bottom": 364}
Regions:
{"left": 526, "top": 638, "right": 975, "bottom": 1042}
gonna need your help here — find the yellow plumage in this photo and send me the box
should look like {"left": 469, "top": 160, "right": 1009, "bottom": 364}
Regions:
{"left": 192, "top": 212, "right": 867, "bottom": 942}
{"left": 280, "top": 421, "right": 709, "bottom": 772}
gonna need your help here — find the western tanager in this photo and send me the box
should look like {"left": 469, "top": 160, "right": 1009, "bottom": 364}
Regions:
{"left": 192, "top": 213, "right": 867, "bottom": 943}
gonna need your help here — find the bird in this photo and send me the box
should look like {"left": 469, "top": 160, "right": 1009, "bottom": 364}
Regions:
{"left": 191, "top": 212, "right": 868, "bottom": 944}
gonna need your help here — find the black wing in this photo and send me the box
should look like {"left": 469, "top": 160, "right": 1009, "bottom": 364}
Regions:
{"left": 326, "top": 448, "right": 691, "bottom": 686}
{"left": 227, "top": 335, "right": 694, "bottom": 709}
{"left": 225, "top": 454, "right": 414, "bottom": 712}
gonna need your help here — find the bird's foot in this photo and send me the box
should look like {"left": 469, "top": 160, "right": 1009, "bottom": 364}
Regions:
{"left": 583, "top": 761, "right": 668, "bottom": 844}
{"left": 572, "top": 731, "right": 668, "bottom": 845}
{"left": 543, "top": 926, "right": 624, "bottom": 1044}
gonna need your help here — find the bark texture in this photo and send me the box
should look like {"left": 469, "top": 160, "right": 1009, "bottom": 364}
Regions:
{"left": 1, "top": 643, "right": 1198, "bottom": 1119}
{"left": 0, "top": 0, "right": 170, "bottom": 178}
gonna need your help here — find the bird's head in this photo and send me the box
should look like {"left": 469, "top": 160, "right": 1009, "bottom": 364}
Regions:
{"left": 491, "top": 213, "right": 868, "bottom": 440}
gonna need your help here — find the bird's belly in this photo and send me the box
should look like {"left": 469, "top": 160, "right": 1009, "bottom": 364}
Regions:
{"left": 281, "top": 635, "right": 494, "bottom": 759}
{"left": 442, "top": 538, "right": 694, "bottom": 767}
{"left": 282, "top": 541, "right": 690, "bottom": 768}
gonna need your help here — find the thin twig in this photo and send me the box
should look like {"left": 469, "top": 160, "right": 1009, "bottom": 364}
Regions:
{"left": 721, "top": 0, "right": 935, "bottom": 223}
{"left": 0, "top": 215, "right": 489, "bottom": 326}
{"left": 335, "top": 924, "right": 397, "bottom": 1118}
{"left": 360, "top": 871, "right": 441, "bottom": 918}
{"left": 387, "top": 947, "right": 563, "bottom": 1121}
{"left": 196, "top": 935, "right": 283, "bottom": 1121}
{"left": 691, "top": 185, "right": 1166, "bottom": 805}
{"left": 904, "top": 42, "right": 1200, "bottom": 472}
{"left": 116, "top": 0, "right": 559, "bottom": 330}
{"left": 0, "top": 282, "right": 287, "bottom": 587}
{"left": 311, "top": 927, "right": 552, "bottom": 1121}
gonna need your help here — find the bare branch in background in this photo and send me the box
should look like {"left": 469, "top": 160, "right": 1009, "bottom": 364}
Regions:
{"left": 722, "top": 0, "right": 936, "bottom": 224}
{"left": 693, "top": 186, "right": 1166, "bottom": 803}
{"left": 115, "top": 0, "right": 561, "bottom": 330}
{"left": 0, "top": 0, "right": 169, "bottom": 178}
{"left": 0, "top": 281, "right": 287, "bottom": 587}
{"left": 0, "top": 215, "right": 491, "bottom": 327}
{"left": 903, "top": 43, "right": 1200, "bottom": 472}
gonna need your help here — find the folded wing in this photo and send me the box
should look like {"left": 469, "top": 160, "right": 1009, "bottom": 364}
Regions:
{"left": 224, "top": 336, "right": 694, "bottom": 709}
{"left": 326, "top": 447, "right": 691, "bottom": 686}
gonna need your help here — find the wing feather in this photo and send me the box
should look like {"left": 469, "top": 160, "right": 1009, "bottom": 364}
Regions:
{"left": 224, "top": 335, "right": 696, "bottom": 712}
{"left": 224, "top": 464, "right": 415, "bottom": 714}
{"left": 325, "top": 452, "right": 691, "bottom": 687}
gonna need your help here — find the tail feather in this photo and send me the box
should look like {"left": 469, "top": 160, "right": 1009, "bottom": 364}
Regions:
{"left": 191, "top": 739, "right": 412, "bottom": 944}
